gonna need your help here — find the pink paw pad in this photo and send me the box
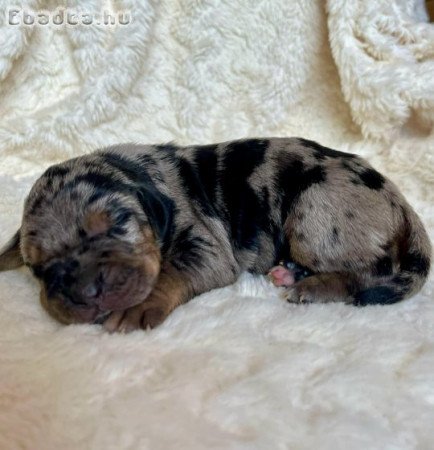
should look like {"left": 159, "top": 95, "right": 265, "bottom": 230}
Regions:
{"left": 268, "top": 265, "right": 296, "bottom": 287}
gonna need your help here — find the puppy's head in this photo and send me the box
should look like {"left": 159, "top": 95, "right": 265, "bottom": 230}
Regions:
{"left": 0, "top": 157, "right": 170, "bottom": 325}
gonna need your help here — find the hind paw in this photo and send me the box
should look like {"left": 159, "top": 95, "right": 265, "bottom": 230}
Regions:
{"left": 280, "top": 273, "right": 352, "bottom": 304}
{"left": 281, "top": 285, "right": 313, "bottom": 303}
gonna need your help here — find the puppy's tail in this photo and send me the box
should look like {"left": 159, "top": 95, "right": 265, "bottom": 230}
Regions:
{"left": 353, "top": 205, "right": 431, "bottom": 306}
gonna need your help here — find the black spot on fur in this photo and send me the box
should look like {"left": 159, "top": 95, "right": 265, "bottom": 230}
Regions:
{"left": 44, "top": 165, "right": 70, "bottom": 178}
{"left": 373, "top": 256, "right": 393, "bottom": 277}
{"left": 194, "top": 144, "right": 219, "bottom": 207}
{"left": 155, "top": 144, "right": 179, "bottom": 163}
{"left": 258, "top": 187, "right": 276, "bottom": 236}
{"left": 156, "top": 144, "right": 179, "bottom": 153}
{"left": 220, "top": 139, "right": 270, "bottom": 250}
{"left": 311, "top": 258, "right": 319, "bottom": 268}
{"left": 401, "top": 251, "right": 430, "bottom": 276}
{"left": 108, "top": 226, "right": 127, "bottom": 237}
{"left": 260, "top": 186, "right": 270, "bottom": 206}
{"left": 44, "top": 178, "right": 53, "bottom": 190}
{"left": 137, "top": 154, "right": 165, "bottom": 183}
{"left": 341, "top": 160, "right": 357, "bottom": 173}
{"left": 345, "top": 211, "right": 355, "bottom": 219}
{"left": 171, "top": 225, "right": 214, "bottom": 270}
{"left": 331, "top": 227, "right": 339, "bottom": 244}
{"left": 295, "top": 232, "right": 305, "bottom": 241}
{"left": 342, "top": 160, "right": 384, "bottom": 190}
{"left": 358, "top": 168, "right": 385, "bottom": 190}
{"left": 178, "top": 155, "right": 218, "bottom": 218}
{"left": 101, "top": 152, "right": 153, "bottom": 186}
{"left": 87, "top": 186, "right": 117, "bottom": 205}
{"left": 305, "top": 165, "right": 326, "bottom": 184}
{"left": 353, "top": 286, "right": 402, "bottom": 306}
{"left": 276, "top": 155, "right": 326, "bottom": 217}
{"left": 28, "top": 196, "right": 44, "bottom": 215}
{"left": 65, "top": 172, "right": 129, "bottom": 197}
{"left": 298, "top": 138, "right": 356, "bottom": 160}
{"left": 136, "top": 153, "right": 157, "bottom": 167}
{"left": 114, "top": 208, "right": 132, "bottom": 227}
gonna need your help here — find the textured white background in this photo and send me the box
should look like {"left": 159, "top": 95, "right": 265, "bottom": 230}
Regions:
{"left": 0, "top": 1, "right": 433, "bottom": 449}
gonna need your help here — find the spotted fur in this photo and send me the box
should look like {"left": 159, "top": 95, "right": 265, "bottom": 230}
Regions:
{"left": 0, "top": 138, "right": 431, "bottom": 331}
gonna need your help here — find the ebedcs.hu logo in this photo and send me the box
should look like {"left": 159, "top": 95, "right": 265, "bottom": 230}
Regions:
{"left": 7, "top": 7, "right": 131, "bottom": 27}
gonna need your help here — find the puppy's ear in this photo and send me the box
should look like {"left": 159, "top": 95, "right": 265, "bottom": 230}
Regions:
{"left": 137, "top": 188, "right": 174, "bottom": 247}
{"left": 0, "top": 230, "right": 24, "bottom": 271}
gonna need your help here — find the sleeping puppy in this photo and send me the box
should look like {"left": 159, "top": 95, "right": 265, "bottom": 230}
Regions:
{"left": 0, "top": 138, "right": 431, "bottom": 332}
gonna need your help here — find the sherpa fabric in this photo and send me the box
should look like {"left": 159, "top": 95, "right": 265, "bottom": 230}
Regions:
{"left": 0, "top": 1, "right": 433, "bottom": 449}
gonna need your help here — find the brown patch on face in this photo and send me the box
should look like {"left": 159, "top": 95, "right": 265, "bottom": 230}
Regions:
{"left": 84, "top": 210, "right": 112, "bottom": 237}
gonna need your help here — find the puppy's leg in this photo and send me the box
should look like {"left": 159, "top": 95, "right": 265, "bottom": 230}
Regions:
{"left": 104, "top": 240, "right": 240, "bottom": 332}
{"left": 281, "top": 203, "right": 431, "bottom": 306}
{"left": 282, "top": 272, "right": 359, "bottom": 304}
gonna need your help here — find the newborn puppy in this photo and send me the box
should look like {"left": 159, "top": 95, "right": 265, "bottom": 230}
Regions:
{"left": 0, "top": 138, "right": 431, "bottom": 332}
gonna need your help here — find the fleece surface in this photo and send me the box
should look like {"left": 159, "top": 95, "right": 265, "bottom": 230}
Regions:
{"left": 0, "top": 1, "right": 433, "bottom": 449}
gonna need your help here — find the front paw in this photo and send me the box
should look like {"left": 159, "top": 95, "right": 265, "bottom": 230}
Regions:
{"left": 103, "top": 303, "right": 169, "bottom": 333}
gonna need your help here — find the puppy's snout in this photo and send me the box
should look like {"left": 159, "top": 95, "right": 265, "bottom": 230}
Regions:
{"left": 44, "top": 260, "right": 77, "bottom": 297}
{"left": 80, "top": 272, "right": 104, "bottom": 301}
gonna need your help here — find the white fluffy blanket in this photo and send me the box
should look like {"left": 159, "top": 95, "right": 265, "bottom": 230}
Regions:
{"left": 0, "top": 1, "right": 433, "bottom": 448}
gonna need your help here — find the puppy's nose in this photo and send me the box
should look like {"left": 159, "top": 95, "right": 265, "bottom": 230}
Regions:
{"left": 81, "top": 281, "right": 101, "bottom": 300}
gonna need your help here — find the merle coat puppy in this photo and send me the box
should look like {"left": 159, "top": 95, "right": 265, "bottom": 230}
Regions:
{"left": 0, "top": 138, "right": 431, "bottom": 332}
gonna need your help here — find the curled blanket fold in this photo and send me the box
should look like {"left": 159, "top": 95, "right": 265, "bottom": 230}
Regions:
{"left": 0, "top": 1, "right": 433, "bottom": 449}
{"left": 327, "top": 0, "right": 434, "bottom": 140}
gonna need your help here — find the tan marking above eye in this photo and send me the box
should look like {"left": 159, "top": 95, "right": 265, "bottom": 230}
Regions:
{"left": 25, "top": 243, "right": 45, "bottom": 265}
{"left": 84, "top": 210, "right": 112, "bottom": 237}
{"left": 142, "top": 225, "right": 156, "bottom": 241}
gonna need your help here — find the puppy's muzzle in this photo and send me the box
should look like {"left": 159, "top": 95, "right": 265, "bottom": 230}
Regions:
{"left": 40, "top": 260, "right": 157, "bottom": 324}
